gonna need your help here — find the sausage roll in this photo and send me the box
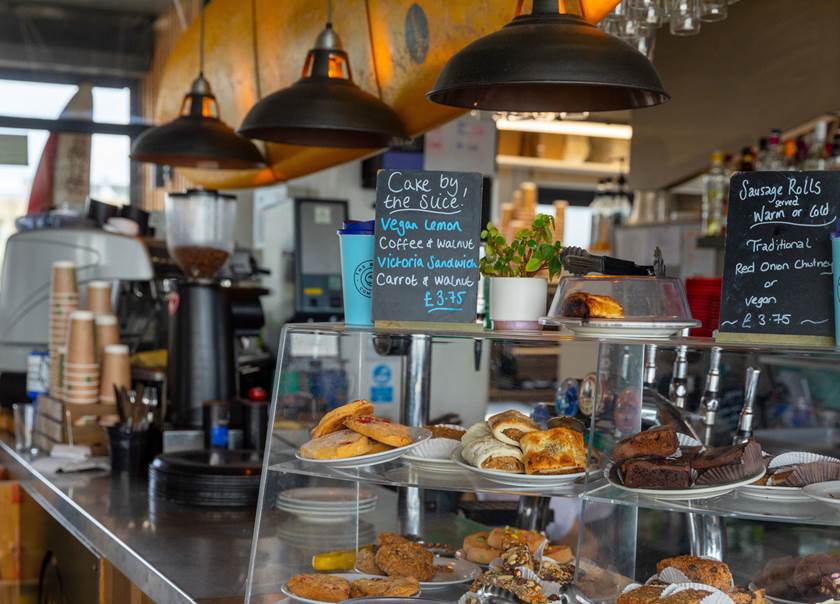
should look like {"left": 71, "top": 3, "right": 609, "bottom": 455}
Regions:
{"left": 461, "top": 421, "right": 492, "bottom": 447}
{"left": 519, "top": 427, "right": 587, "bottom": 475}
{"left": 462, "top": 436, "right": 524, "bottom": 473}
{"left": 487, "top": 410, "right": 538, "bottom": 446}
{"left": 561, "top": 292, "right": 624, "bottom": 320}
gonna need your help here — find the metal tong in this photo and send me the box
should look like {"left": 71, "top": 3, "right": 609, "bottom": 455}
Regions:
{"left": 560, "top": 246, "right": 666, "bottom": 277}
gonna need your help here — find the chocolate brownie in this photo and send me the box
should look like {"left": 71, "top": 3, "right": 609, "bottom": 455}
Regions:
{"left": 794, "top": 554, "right": 840, "bottom": 599}
{"left": 611, "top": 426, "right": 678, "bottom": 463}
{"left": 693, "top": 440, "right": 764, "bottom": 486}
{"left": 621, "top": 458, "right": 692, "bottom": 489}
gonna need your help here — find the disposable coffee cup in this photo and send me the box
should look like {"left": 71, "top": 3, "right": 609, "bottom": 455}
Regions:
{"left": 95, "top": 315, "right": 120, "bottom": 358}
{"left": 337, "top": 220, "right": 374, "bottom": 326}
{"left": 87, "top": 281, "right": 114, "bottom": 315}
{"left": 65, "top": 311, "right": 96, "bottom": 364}
{"left": 100, "top": 344, "right": 130, "bottom": 403}
{"left": 51, "top": 261, "right": 78, "bottom": 294}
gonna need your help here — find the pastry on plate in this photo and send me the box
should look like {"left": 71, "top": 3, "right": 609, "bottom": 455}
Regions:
{"left": 311, "top": 400, "right": 374, "bottom": 437}
{"left": 616, "top": 584, "right": 666, "bottom": 604}
{"left": 461, "top": 421, "right": 492, "bottom": 447}
{"left": 350, "top": 576, "right": 420, "bottom": 598}
{"left": 659, "top": 588, "right": 716, "bottom": 604}
{"left": 462, "top": 531, "right": 502, "bottom": 564}
{"left": 287, "top": 574, "right": 351, "bottom": 603}
{"left": 355, "top": 547, "right": 384, "bottom": 575}
{"left": 657, "top": 555, "right": 733, "bottom": 591}
{"left": 376, "top": 532, "right": 409, "bottom": 546}
{"left": 544, "top": 544, "right": 573, "bottom": 564}
{"left": 621, "top": 458, "right": 692, "bottom": 489}
{"left": 487, "top": 410, "right": 539, "bottom": 445}
{"left": 519, "top": 427, "right": 587, "bottom": 475}
{"left": 538, "top": 559, "right": 575, "bottom": 584}
{"left": 611, "top": 425, "right": 679, "bottom": 464}
{"left": 471, "top": 568, "right": 547, "bottom": 604}
{"left": 344, "top": 416, "right": 413, "bottom": 448}
{"left": 499, "top": 545, "right": 535, "bottom": 571}
{"left": 692, "top": 439, "right": 763, "bottom": 485}
{"left": 374, "top": 539, "right": 435, "bottom": 581}
{"left": 299, "top": 430, "right": 372, "bottom": 460}
{"left": 462, "top": 436, "right": 525, "bottom": 473}
{"left": 367, "top": 441, "right": 393, "bottom": 454}
{"left": 561, "top": 292, "right": 624, "bottom": 320}
{"left": 486, "top": 527, "right": 546, "bottom": 554}
{"left": 426, "top": 424, "right": 466, "bottom": 440}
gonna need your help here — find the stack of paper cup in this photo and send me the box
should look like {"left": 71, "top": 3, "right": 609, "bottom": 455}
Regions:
{"left": 95, "top": 315, "right": 120, "bottom": 361}
{"left": 86, "top": 281, "right": 113, "bottom": 316}
{"left": 63, "top": 311, "right": 99, "bottom": 405}
{"left": 99, "top": 344, "right": 130, "bottom": 405}
{"left": 49, "top": 261, "right": 80, "bottom": 400}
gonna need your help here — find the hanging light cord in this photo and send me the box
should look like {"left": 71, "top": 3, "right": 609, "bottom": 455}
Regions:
{"left": 327, "top": 0, "right": 333, "bottom": 26}
{"left": 198, "top": 0, "right": 206, "bottom": 76}
{"left": 251, "top": 0, "right": 262, "bottom": 99}
{"left": 363, "top": 0, "right": 385, "bottom": 101}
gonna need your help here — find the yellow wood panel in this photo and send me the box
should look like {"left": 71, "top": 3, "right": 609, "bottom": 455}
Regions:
{"left": 151, "top": 0, "right": 621, "bottom": 189}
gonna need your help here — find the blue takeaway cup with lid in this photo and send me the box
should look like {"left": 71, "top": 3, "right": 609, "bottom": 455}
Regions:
{"left": 338, "top": 220, "right": 375, "bottom": 326}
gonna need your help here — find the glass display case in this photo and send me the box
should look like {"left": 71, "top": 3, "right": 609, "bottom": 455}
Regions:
{"left": 246, "top": 323, "right": 840, "bottom": 604}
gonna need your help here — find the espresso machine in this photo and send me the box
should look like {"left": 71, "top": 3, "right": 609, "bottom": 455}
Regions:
{"left": 165, "top": 189, "right": 237, "bottom": 429}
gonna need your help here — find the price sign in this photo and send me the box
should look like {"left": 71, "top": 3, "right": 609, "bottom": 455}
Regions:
{"left": 372, "top": 169, "right": 482, "bottom": 325}
{"left": 718, "top": 171, "right": 839, "bottom": 346}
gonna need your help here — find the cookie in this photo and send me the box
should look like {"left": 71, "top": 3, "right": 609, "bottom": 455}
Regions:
{"left": 617, "top": 585, "right": 666, "bottom": 604}
{"left": 377, "top": 532, "right": 409, "bottom": 546}
{"left": 659, "top": 588, "right": 714, "bottom": 604}
{"left": 345, "top": 416, "right": 413, "bottom": 447}
{"left": 311, "top": 400, "right": 374, "bottom": 437}
{"left": 350, "top": 577, "right": 420, "bottom": 598}
{"left": 368, "top": 441, "right": 394, "bottom": 454}
{"left": 299, "top": 430, "right": 371, "bottom": 460}
{"left": 355, "top": 548, "right": 383, "bottom": 575}
{"left": 375, "top": 540, "right": 435, "bottom": 581}
{"left": 287, "top": 574, "right": 350, "bottom": 603}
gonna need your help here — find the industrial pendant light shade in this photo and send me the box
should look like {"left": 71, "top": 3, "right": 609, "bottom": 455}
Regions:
{"left": 130, "top": 75, "right": 266, "bottom": 169}
{"left": 130, "top": 3, "right": 265, "bottom": 169}
{"left": 427, "top": 0, "right": 670, "bottom": 112}
{"left": 238, "top": 21, "right": 406, "bottom": 148}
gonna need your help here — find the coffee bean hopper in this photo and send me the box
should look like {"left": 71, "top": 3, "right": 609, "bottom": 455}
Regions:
{"left": 165, "top": 189, "right": 237, "bottom": 428}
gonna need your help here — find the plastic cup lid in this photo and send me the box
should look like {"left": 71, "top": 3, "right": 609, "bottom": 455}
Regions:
{"left": 337, "top": 219, "right": 374, "bottom": 235}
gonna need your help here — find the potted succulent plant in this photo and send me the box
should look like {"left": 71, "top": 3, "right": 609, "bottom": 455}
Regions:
{"left": 480, "top": 214, "right": 563, "bottom": 330}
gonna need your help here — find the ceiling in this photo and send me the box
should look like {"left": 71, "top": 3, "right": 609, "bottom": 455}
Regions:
{"left": 5, "top": 0, "right": 172, "bottom": 14}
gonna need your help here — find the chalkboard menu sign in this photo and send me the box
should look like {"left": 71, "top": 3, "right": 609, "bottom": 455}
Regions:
{"left": 372, "top": 169, "right": 483, "bottom": 324}
{"left": 718, "top": 171, "right": 839, "bottom": 346}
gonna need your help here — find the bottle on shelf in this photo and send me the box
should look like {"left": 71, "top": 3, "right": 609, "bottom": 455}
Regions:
{"left": 804, "top": 121, "right": 828, "bottom": 170}
{"left": 738, "top": 146, "right": 755, "bottom": 172}
{"left": 701, "top": 150, "right": 728, "bottom": 237}
{"left": 784, "top": 138, "right": 798, "bottom": 169}
{"left": 828, "top": 129, "right": 840, "bottom": 170}
{"left": 755, "top": 137, "right": 768, "bottom": 170}
{"left": 761, "top": 129, "right": 786, "bottom": 171}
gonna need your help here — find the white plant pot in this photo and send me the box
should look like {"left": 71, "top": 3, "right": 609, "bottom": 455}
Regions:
{"left": 489, "top": 277, "right": 548, "bottom": 330}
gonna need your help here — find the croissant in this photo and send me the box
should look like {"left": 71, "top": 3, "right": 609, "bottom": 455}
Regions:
{"left": 561, "top": 292, "right": 624, "bottom": 319}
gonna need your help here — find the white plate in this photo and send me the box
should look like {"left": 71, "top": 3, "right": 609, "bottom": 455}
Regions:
{"left": 607, "top": 466, "right": 765, "bottom": 500}
{"left": 281, "top": 573, "right": 398, "bottom": 604}
{"left": 277, "top": 502, "right": 377, "bottom": 513}
{"left": 803, "top": 480, "right": 840, "bottom": 508}
{"left": 541, "top": 317, "right": 700, "bottom": 340}
{"left": 354, "top": 556, "right": 481, "bottom": 589}
{"left": 296, "top": 427, "right": 432, "bottom": 468}
{"left": 451, "top": 448, "right": 586, "bottom": 488}
{"left": 277, "top": 487, "right": 377, "bottom": 505}
{"left": 403, "top": 454, "right": 461, "bottom": 474}
{"left": 278, "top": 509, "right": 376, "bottom": 524}
{"left": 737, "top": 483, "right": 813, "bottom": 502}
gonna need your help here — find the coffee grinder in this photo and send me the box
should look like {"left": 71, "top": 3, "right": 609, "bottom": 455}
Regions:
{"left": 165, "top": 189, "right": 236, "bottom": 429}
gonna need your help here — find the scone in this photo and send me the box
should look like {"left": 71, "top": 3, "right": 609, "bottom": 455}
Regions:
{"left": 487, "top": 410, "right": 538, "bottom": 445}
{"left": 657, "top": 555, "right": 733, "bottom": 591}
{"left": 659, "top": 588, "right": 715, "bottom": 604}
{"left": 345, "top": 416, "right": 413, "bottom": 447}
{"left": 311, "top": 400, "right": 374, "bottom": 437}
{"left": 350, "top": 576, "right": 420, "bottom": 598}
{"left": 375, "top": 540, "right": 435, "bottom": 581}
{"left": 376, "top": 532, "right": 409, "bottom": 546}
{"left": 287, "top": 574, "right": 351, "bottom": 603}
{"left": 520, "top": 427, "right": 587, "bottom": 475}
{"left": 617, "top": 584, "right": 666, "bottom": 604}
{"left": 299, "top": 430, "right": 371, "bottom": 460}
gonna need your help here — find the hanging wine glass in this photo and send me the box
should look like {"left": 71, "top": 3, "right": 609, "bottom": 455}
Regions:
{"left": 700, "top": 0, "right": 727, "bottom": 21}
{"left": 669, "top": 0, "right": 701, "bottom": 35}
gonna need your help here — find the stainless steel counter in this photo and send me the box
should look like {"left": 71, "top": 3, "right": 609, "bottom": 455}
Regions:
{"left": 0, "top": 433, "right": 255, "bottom": 604}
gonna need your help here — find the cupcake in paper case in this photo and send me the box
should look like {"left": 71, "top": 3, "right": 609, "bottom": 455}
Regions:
{"left": 777, "top": 461, "right": 840, "bottom": 488}
{"left": 769, "top": 451, "right": 840, "bottom": 470}
{"left": 411, "top": 437, "right": 461, "bottom": 460}
{"left": 693, "top": 440, "right": 764, "bottom": 486}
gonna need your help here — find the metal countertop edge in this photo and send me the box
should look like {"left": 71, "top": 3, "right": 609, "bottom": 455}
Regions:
{"left": 0, "top": 435, "right": 196, "bottom": 604}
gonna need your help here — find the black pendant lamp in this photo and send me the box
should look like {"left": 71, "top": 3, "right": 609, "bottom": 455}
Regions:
{"left": 238, "top": 0, "right": 406, "bottom": 148}
{"left": 130, "top": 2, "right": 265, "bottom": 169}
{"left": 427, "top": 0, "right": 670, "bottom": 113}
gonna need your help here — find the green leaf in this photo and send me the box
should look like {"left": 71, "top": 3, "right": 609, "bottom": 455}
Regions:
{"left": 525, "top": 256, "right": 542, "bottom": 273}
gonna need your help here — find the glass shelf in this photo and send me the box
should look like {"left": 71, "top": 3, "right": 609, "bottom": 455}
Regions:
{"left": 268, "top": 457, "right": 589, "bottom": 497}
{"left": 582, "top": 483, "right": 840, "bottom": 526}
